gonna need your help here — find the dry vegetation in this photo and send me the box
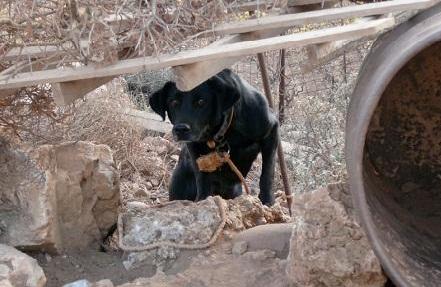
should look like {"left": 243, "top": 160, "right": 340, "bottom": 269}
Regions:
{"left": 0, "top": 0, "right": 277, "bottom": 78}
{"left": 0, "top": 0, "right": 235, "bottom": 66}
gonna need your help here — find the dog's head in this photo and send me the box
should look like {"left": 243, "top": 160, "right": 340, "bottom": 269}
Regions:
{"left": 149, "top": 69, "right": 240, "bottom": 142}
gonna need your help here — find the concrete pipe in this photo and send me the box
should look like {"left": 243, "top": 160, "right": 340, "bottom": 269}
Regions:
{"left": 346, "top": 3, "right": 441, "bottom": 287}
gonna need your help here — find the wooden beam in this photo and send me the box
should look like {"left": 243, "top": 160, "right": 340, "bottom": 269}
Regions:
{"left": 0, "top": 18, "right": 394, "bottom": 90}
{"left": 52, "top": 76, "right": 114, "bottom": 105}
{"left": 214, "top": 0, "right": 436, "bottom": 35}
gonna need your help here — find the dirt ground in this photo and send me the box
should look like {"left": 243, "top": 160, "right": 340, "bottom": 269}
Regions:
{"left": 29, "top": 231, "right": 290, "bottom": 286}
{"left": 30, "top": 250, "right": 156, "bottom": 286}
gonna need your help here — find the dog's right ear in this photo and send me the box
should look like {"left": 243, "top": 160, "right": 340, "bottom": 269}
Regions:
{"left": 149, "top": 82, "right": 176, "bottom": 120}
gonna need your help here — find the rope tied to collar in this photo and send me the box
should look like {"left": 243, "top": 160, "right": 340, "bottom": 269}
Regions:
{"left": 196, "top": 107, "right": 251, "bottom": 195}
{"left": 196, "top": 151, "right": 251, "bottom": 195}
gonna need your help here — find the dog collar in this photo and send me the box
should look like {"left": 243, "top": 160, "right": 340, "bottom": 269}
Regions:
{"left": 207, "top": 107, "right": 234, "bottom": 149}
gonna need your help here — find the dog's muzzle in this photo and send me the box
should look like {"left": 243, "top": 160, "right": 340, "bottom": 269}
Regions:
{"left": 172, "top": 123, "right": 191, "bottom": 141}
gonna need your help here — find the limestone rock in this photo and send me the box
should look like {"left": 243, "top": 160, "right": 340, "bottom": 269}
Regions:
{"left": 286, "top": 182, "right": 387, "bottom": 287}
{"left": 120, "top": 197, "right": 224, "bottom": 249}
{"left": 0, "top": 244, "right": 46, "bottom": 287}
{"left": 233, "top": 223, "right": 292, "bottom": 258}
{"left": 120, "top": 194, "right": 290, "bottom": 252}
{"left": 231, "top": 241, "right": 248, "bottom": 255}
{"left": 0, "top": 141, "right": 120, "bottom": 252}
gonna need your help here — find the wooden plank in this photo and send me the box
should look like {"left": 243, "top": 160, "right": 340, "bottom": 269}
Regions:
{"left": 214, "top": 0, "right": 437, "bottom": 35}
{"left": 0, "top": 18, "right": 394, "bottom": 90}
{"left": 2, "top": 41, "right": 87, "bottom": 62}
{"left": 0, "top": 1, "right": 336, "bottom": 62}
{"left": 0, "top": 61, "right": 28, "bottom": 76}
{"left": 0, "top": 59, "right": 59, "bottom": 76}
{"left": 173, "top": 28, "right": 289, "bottom": 91}
{"left": 225, "top": 0, "right": 338, "bottom": 13}
{"left": 123, "top": 109, "right": 172, "bottom": 134}
{"left": 303, "top": 40, "right": 346, "bottom": 72}
{"left": 1, "top": 13, "right": 131, "bottom": 62}
{"left": 172, "top": 1, "right": 326, "bottom": 91}
{"left": 173, "top": 35, "right": 242, "bottom": 91}
{"left": 288, "top": 0, "right": 337, "bottom": 6}
{"left": 52, "top": 76, "right": 114, "bottom": 105}
{"left": 0, "top": 88, "right": 20, "bottom": 98}
{"left": 227, "top": 1, "right": 272, "bottom": 12}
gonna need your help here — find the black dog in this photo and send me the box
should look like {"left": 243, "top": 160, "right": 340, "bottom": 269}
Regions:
{"left": 149, "top": 69, "right": 278, "bottom": 205}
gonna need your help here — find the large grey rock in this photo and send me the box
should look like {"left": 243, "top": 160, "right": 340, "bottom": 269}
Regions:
{"left": 120, "top": 197, "right": 223, "bottom": 249}
{"left": 120, "top": 197, "right": 225, "bottom": 270}
{"left": 0, "top": 244, "right": 46, "bottom": 287}
{"left": 0, "top": 141, "right": 120, "bottom": 252}
{"left": 286, "top": 182, "right": 387, "bottom": 287}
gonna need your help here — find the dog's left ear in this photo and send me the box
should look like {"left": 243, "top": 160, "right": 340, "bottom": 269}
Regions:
{"left": 149, "top": 82, "right": 176, "bottom": 120}
{"left": 208, "top": 70, "right": 240, "bottom": 118}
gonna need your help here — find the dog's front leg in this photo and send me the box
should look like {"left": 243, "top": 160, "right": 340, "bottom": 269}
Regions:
{"left": 259, "top": 123, "right": 279, "bottom": 206}
{"left": 187, "top": 144, "right": 213, "bottom": 201}
{"left": 194, "top": 172, "right": 213, "bottom": 201}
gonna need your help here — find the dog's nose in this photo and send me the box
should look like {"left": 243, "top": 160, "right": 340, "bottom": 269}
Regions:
{"left": 173, "top": 123, "right": 191, "bottom": 134}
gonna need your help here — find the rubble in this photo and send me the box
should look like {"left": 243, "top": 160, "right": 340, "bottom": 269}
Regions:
{"left": 0, "top": 244, "right": 47, "bottom": 287}
{"left": 0, "top": 141, "right": 120, "bottom": 252}
{"left": 225, "top": 194, "right": 290, "bottom": 230}
{"left": 286, "top": 182, "right": 387, "bottom": 287}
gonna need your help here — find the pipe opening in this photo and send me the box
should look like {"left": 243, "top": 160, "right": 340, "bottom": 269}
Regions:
{"left": 364, "top": 42, "right": 441, "bottom": 283}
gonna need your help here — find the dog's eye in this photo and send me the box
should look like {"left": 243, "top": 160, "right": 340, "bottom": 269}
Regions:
{"left": 170, "top": 100, "right": 179, "bottom": 108}
{"left": 196, "top": 99, "right": 205, "bottom": 107}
